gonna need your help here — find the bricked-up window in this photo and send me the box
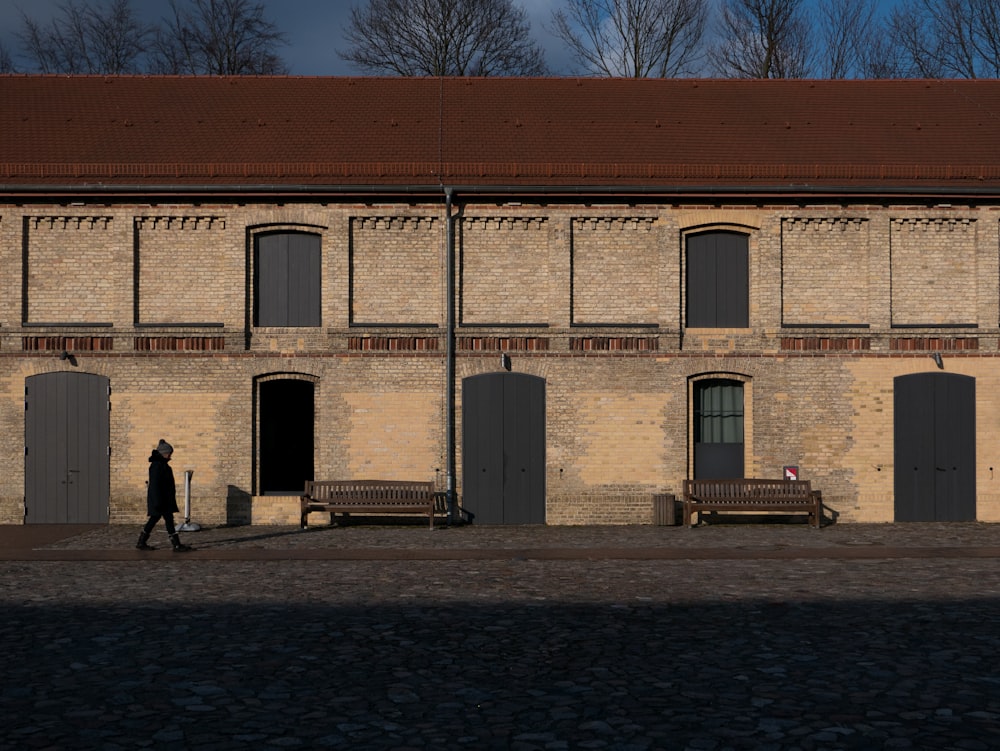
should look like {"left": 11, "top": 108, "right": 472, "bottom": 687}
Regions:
{"left": 686, "top": 231, "right": 749, "bottom": 328}
{"left": 254, "top": 232, "right": 321, "bottom": 326}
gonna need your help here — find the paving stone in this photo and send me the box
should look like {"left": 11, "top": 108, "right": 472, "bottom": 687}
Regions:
{"left": 2, "top": 523, "right": 1000, "bottom": 749}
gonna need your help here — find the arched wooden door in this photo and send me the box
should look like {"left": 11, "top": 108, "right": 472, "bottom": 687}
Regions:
{"left": 25, "top": 372, "right": 110, "bottom": 523}
{"left": 894, "top": 372, "right": 976, "bottom": 521}
{"left": 462, "top": 372, "right": 545, "bottom": 524}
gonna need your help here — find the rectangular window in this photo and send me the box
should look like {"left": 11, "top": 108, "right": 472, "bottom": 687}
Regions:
{"left": 254, "top": 233, "right": 321, "bottom": 327}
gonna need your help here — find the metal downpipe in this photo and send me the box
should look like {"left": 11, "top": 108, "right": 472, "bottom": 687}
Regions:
{"left": 444, "top": 187, "right": 457, "bottom": 524}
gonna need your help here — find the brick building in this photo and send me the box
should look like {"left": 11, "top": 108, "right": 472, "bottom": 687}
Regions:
{"left": 2, "top": 76, "right": 999, "bottom": 526}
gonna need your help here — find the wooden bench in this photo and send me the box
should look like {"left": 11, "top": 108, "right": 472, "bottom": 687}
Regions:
{"left": 300, "top": 480, "right": 439, "bottom": 529}
{"left": 682, "top": 478, "right": 823, "bottom": 528}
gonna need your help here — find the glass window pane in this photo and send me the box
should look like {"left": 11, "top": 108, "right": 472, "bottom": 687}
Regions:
{"left": 695, "top": 379, "right": 744, "bottom": 444}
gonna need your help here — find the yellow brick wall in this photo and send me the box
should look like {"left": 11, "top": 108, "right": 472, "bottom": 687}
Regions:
{"left": 136, "top": 216, "right": 234, "bottom": 324}
{"left": 460, "top": 215, "right": 550, "bottom": 324}
{"left": 571, "top": 217, "right": 660, "bottom": 324}
{"left": 891, "top": 218, "right": 978, "bottom": 325}
{"left": 1, "top": 200, "right": 999, "bottom": 526}
{"left": 350, "top": 215, "right": 443, "bottom": 324}
{"left": 782, "top": 218, "right": 870, "bottom": 324}
{"left": 25, "top": 215, "right": 125, "bottom": 323}
{"left": 342, "top": 391, "right": 441, "bottom": 478}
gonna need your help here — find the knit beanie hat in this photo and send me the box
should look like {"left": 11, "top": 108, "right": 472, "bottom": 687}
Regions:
{"left": 156, "top": 439, "right": 174, "bottom": 455}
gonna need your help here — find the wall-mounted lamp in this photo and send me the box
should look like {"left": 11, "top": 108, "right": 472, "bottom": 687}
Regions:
{"left": 59, "top": 350, "right": 70, "bottom": 361}
{"left": 59, "top": 351, "right": 77, "bottom": 366}
{"left": 501, "top": 352, "right": 512, "bottom": 371}
{"left": 932, "top": 352, "right": 944, "bottom": 369}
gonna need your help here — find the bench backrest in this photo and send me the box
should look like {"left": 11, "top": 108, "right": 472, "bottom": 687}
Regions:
{"left": 304, "top": 479, "right": 434, "bottom": 502}
{"left": 684, "top": 478, "right": 812, "bottom": 500}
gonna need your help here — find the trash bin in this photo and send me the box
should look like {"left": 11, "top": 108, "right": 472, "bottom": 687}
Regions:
{"left": 652, "top": 493, "right": 677, "bottom": 526}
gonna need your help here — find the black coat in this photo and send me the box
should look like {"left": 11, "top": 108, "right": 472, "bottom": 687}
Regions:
{"left": 147, "top": 451, "right": 178, "bottom": 515}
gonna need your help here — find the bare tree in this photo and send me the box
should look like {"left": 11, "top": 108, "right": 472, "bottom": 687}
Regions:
{"left": 887, "top": 0, "right": 1000, "bottom": 78}
{"left": 0, "top": 41, "right": 15, "bottom": 73}
{"left": 150, "top": 0, "right": 288, "bottom": 75}
{"left": 882, "top": 2, "right": 939, "bottom": 76}
{"left": 549, "top": 0, "right": 708, "bottom": 77}
{"left": 340, "top": 0, "right": 547, "bottom": 76}
{"left": 709, "top": 0, "right": 813, "bottom": 78}
{"left": 815, "top": 0, "right": 879, "bottom": 78}
{"left": 16, "top": 0, "right": 152, "bottom": 74}
{"left": 859, "top": 26, "right": 910, "bottom": 78}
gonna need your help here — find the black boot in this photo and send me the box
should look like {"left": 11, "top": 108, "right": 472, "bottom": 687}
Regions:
{"left": 136, "top": 530, "right": 155, "bottom": 551}
{"left": 170, "top": 533, "right": 193, "bottom": 552}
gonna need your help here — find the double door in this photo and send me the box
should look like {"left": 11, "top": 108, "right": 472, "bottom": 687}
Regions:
{"left": 894, "top": 372, "right": 976, "bottom": 522}
{"left": 25, "top": 372, "right": 110, "bottom": 523}
{"left": 462, "top": 372, "right": 545, "bottom": 524}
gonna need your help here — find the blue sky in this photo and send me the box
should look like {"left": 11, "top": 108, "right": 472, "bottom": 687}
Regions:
{"left": 0, "top": 0, "right": 572, "bottom": 75}
{"left": 2, "top": 0, "right": 900, "bottom": 76}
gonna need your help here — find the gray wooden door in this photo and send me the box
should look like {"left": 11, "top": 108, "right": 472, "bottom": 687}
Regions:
{"left": 25, "top": 372, "right": 110, "bottom": 523}
{"left": 462, "top": 372, "right": 545, "bottom": 524}
{"left": 894, "top": 372, "right": 976, "bottom": 521}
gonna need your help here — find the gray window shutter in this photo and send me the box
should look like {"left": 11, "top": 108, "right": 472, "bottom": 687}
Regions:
{"left": 686, "top": 232, "right": 748, "bottom": 328}
{"left": 255, "top": 233, "right": 321, "bottom": 326}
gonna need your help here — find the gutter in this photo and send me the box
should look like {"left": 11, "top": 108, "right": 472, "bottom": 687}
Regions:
{"left": 6, "top": 182, "right": 1000, "bottom": 198}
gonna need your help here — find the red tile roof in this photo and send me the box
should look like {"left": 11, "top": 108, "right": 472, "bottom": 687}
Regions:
{"left": 2, "top": 75, "right": 1000, "bottom": 196}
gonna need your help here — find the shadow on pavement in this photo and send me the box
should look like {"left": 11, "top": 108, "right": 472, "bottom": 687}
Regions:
{"left": 3, "top": 596, "right": 998, "bottom": 749}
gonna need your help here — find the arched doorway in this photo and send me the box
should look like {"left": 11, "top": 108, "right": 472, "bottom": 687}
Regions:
{"left": 257, "top": 377, "right": 315, "bottom": 495}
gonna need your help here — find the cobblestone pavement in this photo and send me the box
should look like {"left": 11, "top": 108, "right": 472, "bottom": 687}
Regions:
{"left": 2, "top": 522, "right": 1000, "bottom": 750}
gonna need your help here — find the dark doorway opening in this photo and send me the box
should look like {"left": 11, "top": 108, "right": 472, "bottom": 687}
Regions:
{"left": 259, "top": 379, "right": 314, "bottom": 494}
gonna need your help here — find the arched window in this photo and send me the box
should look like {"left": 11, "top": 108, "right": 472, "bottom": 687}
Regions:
{"left": 686, "top": 231, "right": 749, "bottom": 328}
{"left": 254, "top": 232, "right": 321, "bottom": 326}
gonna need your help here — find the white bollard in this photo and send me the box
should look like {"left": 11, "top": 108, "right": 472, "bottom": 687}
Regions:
{"left": 178, "top": 469, "right": 201, "bottom": 532}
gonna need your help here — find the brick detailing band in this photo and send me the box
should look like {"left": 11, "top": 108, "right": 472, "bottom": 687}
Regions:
{"left": 348, "top": 337, "right": 439, "bottom": 351}
{"left": 781, "top": 337, "right": 870, "bottom": 351}
{"left": 891, "top": 337, "right": 978, "bottom": 351}
{"left": 134, "top": 337, "right": 226, "bottom": 351}
{"left": 570, "top": 337, "right": 659, "bottom": 351}
{"left": 23, "top": 336, "right": 113, "bottom": 351}
{"left": 457, "top": 337, "right": 549, "bottom": 351}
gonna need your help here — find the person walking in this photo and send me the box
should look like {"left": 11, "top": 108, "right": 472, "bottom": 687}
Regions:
{"left": 136, "top": 439, "right": 193, "bottom": 552}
